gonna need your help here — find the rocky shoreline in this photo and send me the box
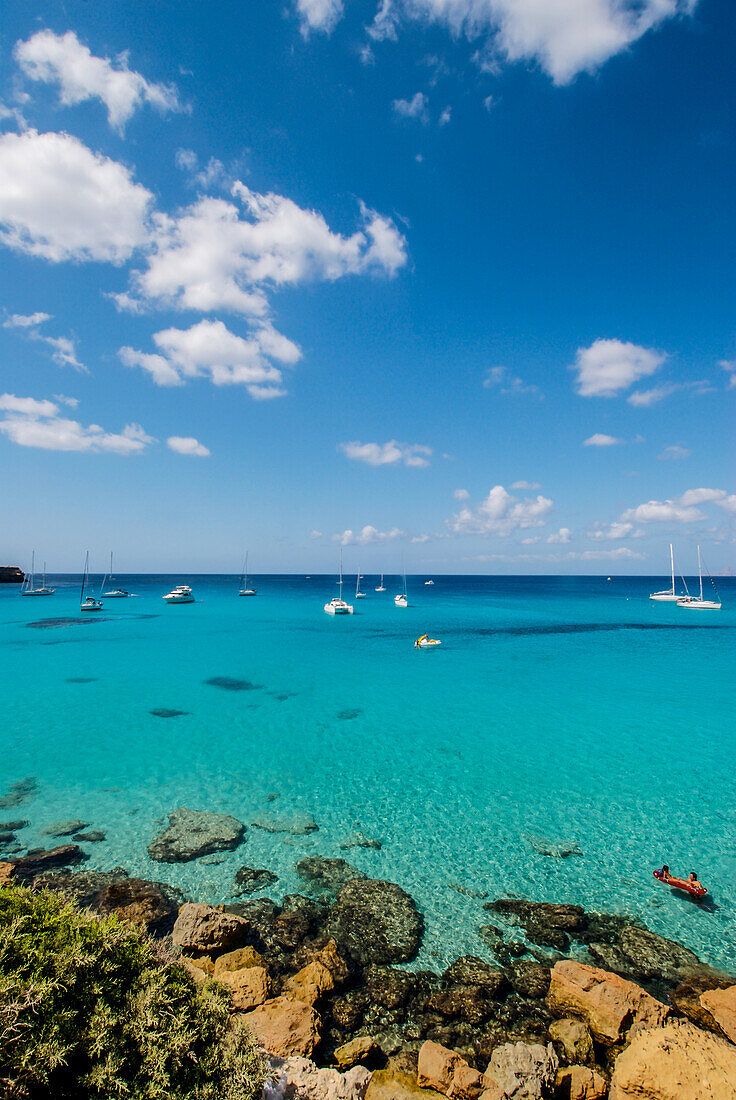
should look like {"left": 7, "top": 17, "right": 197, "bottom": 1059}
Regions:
{"left": 2, "top": 830, "right": 735, "bottom": 1100}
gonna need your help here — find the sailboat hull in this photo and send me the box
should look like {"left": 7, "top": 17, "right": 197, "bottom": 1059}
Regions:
{"left": 238, "top": 590, "right": 257, "bottom": 596}
{"left": 650, "top": 593, "right": 681, "bottom": 602}
{"left": 679, "top": 599, "right": 721, "bottom": 610}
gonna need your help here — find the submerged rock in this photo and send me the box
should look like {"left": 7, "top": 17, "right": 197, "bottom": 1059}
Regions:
{"left": 9, "top": 844, "right": 86, "bottom": 882}
{"left": 526, "top": 834, "right": 582, "bottom": 859}
{"left": 148, "top": 806, "right": 246, "bottom": 862}
{"left": 252, "top": 812, "right": 318, "bottom": 835}
{"left": 42, "top": 819, "right": 90, "bottom": 837}
{"left": 73, "top": 830, "right": 106, "bottom": 842}
{"left": 149, "top": 708, "right": 188, "bottom": 718}
{"left": 296, "top": 857, "right": 366, "bottom": 896}
{"left": 0, "top": 820, "right": 29, "bottom": 831}
{"left": 485, "top": 900, "right": 585, "bottom": 951}
{"left": 340, "top": 831, "right": 382, "bottom": 851}
{"left": 0, "top": 777, "right": 38, "bottom": 809}
{"left": 327, "top": 878, "right": 423, "bottom": 965}
{"left": 235, "top": 866, "right": 279, "bottom": 894}
{"left": 204, "top": 676, "right": 262, "bottom": 691}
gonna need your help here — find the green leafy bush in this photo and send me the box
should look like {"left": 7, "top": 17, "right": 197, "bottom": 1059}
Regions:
{"left": 0, "top": 886, "right": 265, "bottom": 1100}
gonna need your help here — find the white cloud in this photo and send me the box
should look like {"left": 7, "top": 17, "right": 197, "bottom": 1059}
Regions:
{"left": 483, "top": 365, "right": 542, "bottom": 398}
{"left": 52, "top": 393, "right": 79, "bottom": 408}
{"left": 310, "top": 529, "right": 323, "bottom": 539}
{"left": 621, "top": 500, "right": 704, "bottom": 524}
{"left": 0, "top": 129, "right": 152, "bottom": 263}
{"left": 0, "top": 392, "right": 153, "bottom": 454}
{"left": 339, "top": 440, "right": 432, "bottom": 467}
{"left": 572, "top": 338, "right": 665, "bottom": 397}
{"left": 368, "top": 0, "right": 400, "bottom": 40}
{"left": 627, "top": 379, "right": 711, "bottom": 406}
{"left": 393, "top": 92, "right": 429, "bottom": 121}
{"left": 547, "top": 527, "right": 571, "bottom": 544}
{"left": 3, "top": 310, "right": 86, "bottom": 371}
{"left": 659, "top": 444, "right": 691, "bottom": 460}
{"left": 376, "top": 0, "right": 696, "bottom": 85}
{"left": 3, "top": 312, "right": 51, "bottom": 328}
{"left": 15, "top": 30, "right": 181, "bottom": 133}
{"left": 588, "top": 521, "right": 642, "bottom": 541}
{"left": 719, "top": 359, "right": 736, "bottom": 388}
{"left": 679, "top": 488, "right": 726, "bottom": 507}
{"left": 453, "top": 488, "right": 470, "bottom": 500}
{"left": 296, "top": 0, "right": 344, "bottom": 34}
{"left": 334, "top": 525, "right": 405, "bottom": 546}
{"left": 483, "top": 95, "right": 496, "bottom": 112}
{"left": 121, "top": 185, "right": 406, "bottom": 315}
{"left": 439, "top": 105, "right": 452, "bottom": 125}
{"left": 167, "top": 435, "right": 210, "bottom": 457}
{"left": 583, "top": 433, "right": 623, "bottom": 446}
{"left": 510, "top": 480, "right": 540, "bottom": 490}
{"left": 570, "top": 547, "right": 646, "bottom": 562}
{"left": 718, "top": 495, "right": 736, "bottom": 515}
{"left": 411, "top": 533, "right": 431, "bottom": 543}
{"left": 521, "top": 536, "right": 540, "bottom": 545}
{"left": 449, "top": 484, "right": 553, "bottom": 537}
{"left": 121, "top": 318, "right": 300, "bottom": 398}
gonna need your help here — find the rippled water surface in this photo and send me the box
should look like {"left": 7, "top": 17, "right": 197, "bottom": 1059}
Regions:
{"left": 2, "top": 573, "right": 735, "bottom": 971}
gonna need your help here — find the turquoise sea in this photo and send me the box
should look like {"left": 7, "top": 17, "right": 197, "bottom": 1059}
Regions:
{"left": 2, "top": 573, "right": 735, "bottom": 973}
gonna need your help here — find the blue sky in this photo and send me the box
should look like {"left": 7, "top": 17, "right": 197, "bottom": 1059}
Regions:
{"left": 0, "top": 0, "right": 734, "bottom": 575}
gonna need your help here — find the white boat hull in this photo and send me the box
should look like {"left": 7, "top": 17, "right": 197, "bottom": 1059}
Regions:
{"left": 324, "top": 599, "right": 353, "bottom": 615}
{"left": 650, "top": 592, "right": 681, "bottom": 602}
{"left": 164, "top": 595, "right": 195, "bottom": 603}
{"left": 375, "top": 587, "right": 385, "bottom": 592}
{"left": 679, "top": 599, "right": 721, "bottom": 610}
{"left": 21, "top": 589, "right": 55, "bottom": 596}
{"left": 238, "top": 589, "right": 257, "bottom": 596}
{"left": 104, "top": 590, "right": 130, "bottom": 598}
{"left": 394, "top": 595, "right": 408, "bottom": 607}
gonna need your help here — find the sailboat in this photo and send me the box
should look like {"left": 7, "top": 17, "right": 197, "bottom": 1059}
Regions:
{"left": 324, "top": 550, "right": 354, "bottom": 615}
{"left": 20, "top": 551, "right": 55, "bottom": 596}
{"left": 80, "top": 551, "right": 103, "bottom": 611}
{"left": 678, "top": 546, "right": 721, "bottom": 610}
{"left": 104, "top": 552, "right": 130, "bottom": 597}
{"left": 375, "top": 573, "right": 386, "bottom": 592}
{"left": 355, "top": 567, "right": 366, "bottom": 599}
{"left": 650, "top": 544, "right": 688, "bottom": 602}
{"left": 394, "top": 563, "right": 408, "bottom": 607}
{"left": 238, "top": 552, "right": 257, "bottom": 596}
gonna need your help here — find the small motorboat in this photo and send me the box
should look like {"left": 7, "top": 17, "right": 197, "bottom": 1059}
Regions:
{"left": 163, "top": 584, "right": 195, "bottom": 604}
{"left": 415, "top": 634, "right": 441, "bottom": 649}
{"left": 653, "top": 869, "right": 707, "bottom": 898}
{"left": 424, "top": 579, "right": 434, "bottom": 585}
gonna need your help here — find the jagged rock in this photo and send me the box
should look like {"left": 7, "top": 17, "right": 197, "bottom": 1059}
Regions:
{"left": 547, "top": 960, "right": 669, "bottom": 1045}
{"left": 671, "top": 971, "right": 735, "bottom": 1033}
{"left": 9, "top": 844, "right": 86, "bottom": 882}
{"left": 340, "top": 831, "right": 382, "bottom": 851}
{"left": 481, "top": 1041, "right": 558, "bottom": 1100}
{"left": 484, "top": 901, "right": 585, "bottom": 952}
{"left": 283, "top": 940, "right": 349, "bottom": 1005}
{"left": 365, "top": 1052, "right": 444, "bottom": 1100}
{"left": 148, "top": 807, "right": 245, "bottom": 862}
{"left": 332, "top": 988, "right": 369, "bottom": 1030}
{"left": 548, "top": 1019, "right": 594, "bottom": 1066}
{"left": 429, "top": 986, "right": 498, "bottom": 1026}
{"left": 252, "top": 812, "right": 318, "bottom": 835}
{"left": 616, "top": 923, "right": 703, "bottom": 983}
{"left": 0, "top": 820, "right": 28, "bottom": 831}
{"left": 555, "top": 1066, "right": 608, "bottom": 1100}
{"left": 42, "top": 819, "right": 89, "bottom": 837}
{"left": 235, "top": 866, "right": 279, "bottom": 894}
{"left": 31, "top": 868, "right": 127, "bottom": 906}
{"left": 73, "top": 830, "right": 106, "bottom": 843}
{"left": 509, "top": 963, "right": 551, "bottom": 1000}
{"left": 334, "top": 1036, "right": 378, "bottom": 1068}
{"left": 365, "top": 965, "right": 414, "bottom": 1009}
{"left": 218, "top": 964, "right": 270, "bottom": 1010}
{"left": 417, "top": 1040, "right": 484, "bottom": 1099}
{"left": 0, "top": 862, "right": 14, "bottom": 884}
{"left": 608, "top": 1020, "right": 736, "bottom": 1099}
{"left": 214, "top": 945, "right": 265, "bottom": 973}
{"left": 297, "top": 857, "right": 366, "bottom": 896}
{"left": 0, "top": 832, "right": 16, "bottom": 845}
{"left": 172, "top": 902, "right": 250, "bottom": 951}
{"left": 699, "top": 986, "right": 736, "bottom": 1044}
{"left": 265, "top": 1054, "right": 371, "bottom": 1100}
{"left": 327, "top": 879, "right": 423, "bottom": 965}
{"left": 443, "top": 958, "right": 507, "bottom": 998}
{"left": 244, "top": 995, "right": 321, "bottom": 1058}
{"left": 93, "top": 877, "right": 184, "bottom": 934}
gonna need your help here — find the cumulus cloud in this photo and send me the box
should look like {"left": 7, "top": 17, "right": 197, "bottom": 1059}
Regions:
{"left": 572, "top": 338, "right": 665, "bottom": 397}
{"left": 0, "top": 392, "right": 153, "bottom": 454}
{"left": 679, "top": 488, "right": 726, "bottom": 507}
{"left": 393, "top": 92, "right": 429, "bottom": 121}
{"left": 3, "top": 310, "right": 86, "bottom": 371}
{"left": 453, "top": 488, "right": 470, "bottom": 500}
{"left": 296, "top": 0, "right": 344, "bottom": 34}
{"left": 547, "top": 527, "right": 571, "bottom": 544}
{"left": 449, "top": 484, "right": 553, "bottom": 537}
{"left": 718, "top": 495, "right": 736, "bottom": 515}
{"left": 0, "top": 129, "right": 152, "bottom": 263}
{"left": 167, "top": 435, "right": 210, "bottom": 457}
{"left": 339, "top": 440, "right": 432, "bottom": 467}
{"left": 15, "top": 30, "right": 181, "bottom": 133}
{"left": 3, "top": 312, "right": 51, "bottom": 328}
{"left": 483, "top": 365, "right": 542, "bottom": 398}
{"left": 121, "top": 318, "right": 299, "bottom": 399}
{"left": 334, "top": 525, "right": 405, "bottom": 546}
{"left": 119, "top": 185, "right": 406, "bottom": 316}
{"left": 583, "top": 433, "right": 623, "bottom": 446}
{"left": 659, "top": 444, "right": 691, "bottom": 460}
{"left": 510, "top": 480, "right": 540, "bottom": 490}
{"left": 588, "top": 522, "right": 642, "bottom": 541}
{"left": 621, "top": 496, "right": 706, "bottom": 524}
{"left": 364, "top": 0, "right": 696, "bottom": 84}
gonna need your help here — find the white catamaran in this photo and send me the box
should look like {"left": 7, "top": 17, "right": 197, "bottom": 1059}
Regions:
{"left": 650, "top": 544, "right": 688, "bottom": 602}
{"left": 80, "top": 551, "right": 103, "bottom": 611}
{"left": 678, "top": 546, "right": 721, "bottom": 610}
{"left": 324, "top": 550, "right": 354, "bottom": 615}
{"left": 20, "top": 551, "right": 55, "bottom": 596}
{"left": 238, "top": 552, "right": 257, "bottom": 596}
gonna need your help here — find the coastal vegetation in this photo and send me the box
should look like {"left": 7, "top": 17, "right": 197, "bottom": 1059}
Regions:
{"left": 0, "top": 885, "right": 265, "bottom": 1100}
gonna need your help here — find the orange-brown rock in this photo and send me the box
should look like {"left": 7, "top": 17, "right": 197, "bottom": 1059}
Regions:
{"left": 417, "top": 1041, "right": 484, "bottom": 1099}
{"left": 555, "top": 1065, "right": 608, "bottom": 1100}
{"left": 334, "top": 1035, "right": 378, "bottom": 1068}
{"left": 242, "top": 995, "right": 321, "bottom": 1058}
{"left": 214, "top": 945, "right": 265, "bottom": 974}
{"left": 217, "top": 964, "right": 270, "bottom": 1010}
{"left": 366, "top": 1053, "right": 444, "bottom": 1100}
{"left": 547, "top": 960, "right": 669, "bottom": 1045}
{"left": 0, "top": 862, "right": 14, "bottom": 884}
{"left": 283, "top": 939, "right": 349, "bottom": 1005}
{"left": 699, "top": 986, "right": 736, "bottom": 1044}
{"left": 609, "top": 1020, "right": 736, "bottom": 1099}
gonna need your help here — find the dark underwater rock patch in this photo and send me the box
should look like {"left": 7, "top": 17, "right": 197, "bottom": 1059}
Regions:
{"left": 327, "top": 877, "right": 424, "bottom": 965}
{"left": 204, "top": 676, "right": 263, "bottom": 691}
{"left": 0, "top": 820, "right": 29, "bottom": 831}
{"left": 337, "top": 708, "right": 362, "bottom": 720}
{"left": 9, "top": 844, "right": 87, "bottom": 881}
{"left": 150, "top": 708, "right": 189, "bottom": 718}
{"left": 0, "top": 777, "right": 39, "bottom": 809}
{"left": 234, "top": 866, "right": 279, "bottom": 894}
{"left": 42, "top": 820, "right": 90, "bottom": 837}
{"left": 148, "top": 807, "right": 246, "bottom": 863}
{"left": 296, "top": 856, "right": 366, "bottom": 897}
{"left": 251, "top": 812, "right": 318, "bottom": 835}
{"left": 73, "top": 830, "right": 106, "bottom": 843}
{"left": 27, "top": 617, "right": 111, "bottom": 628}
{"left": 66, "top": 677, "right": 98, "bottom": 683}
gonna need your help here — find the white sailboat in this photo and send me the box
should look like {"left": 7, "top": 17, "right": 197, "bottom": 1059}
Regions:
{"left": 324, "top": 550, "right": 354, "bottom": 615}
{"left": 650, "top": 544, "right": 688, "bottom": 602}
{"left": 375, "top": 573, "right": 386, "bottom": 592}
{"left": 20, "top": 551, "right": 55, "bottom": 596}
{"left": 80, "top": 551, "right": 103, "bottom": 611}
{"left": 394, "top": 563, "right": 408, "bottom": 607}
{"left": 355, "top": 567, "right": 366, "bottom": 599}
{"left": 678, "top": 546, "right": 721, "bottom": 610}
{"left": 238, "top": 552, "right": 257, "bottom": 596}
{"left": 104, "top": 552, "right": 130, "bottom": 597}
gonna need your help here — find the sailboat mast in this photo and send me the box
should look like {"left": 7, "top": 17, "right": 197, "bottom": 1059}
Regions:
{"left": 245, "top": 551, "right": 248, "bottom": 588}
{"left": 110, "top": 551, "right": 114, "bottom": 583}
{"left": 43, "top": 562, "right": 46, "bottom": 589}
{"left": 698, "top": 545, "right": 703, "bottom": 602}
{"left": 669, "top": 543, "right": 675, "bottom": 596}
{"left": 30, "top": 550, "right": 35, "bottom": 590}
{"left": 339, "top": 549, "right": 343, "bottom": 600}
{"left": 81, "top": 551, "right": 88, "bottom": 601}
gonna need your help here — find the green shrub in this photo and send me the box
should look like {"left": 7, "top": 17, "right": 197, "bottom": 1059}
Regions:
{"left": 0, "top": 886, "right": 265, "bottom": 1100}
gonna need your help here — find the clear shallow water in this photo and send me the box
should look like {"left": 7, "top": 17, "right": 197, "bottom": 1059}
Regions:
{"left": 2, "top": 573, "right": 735, "bottom": 973}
